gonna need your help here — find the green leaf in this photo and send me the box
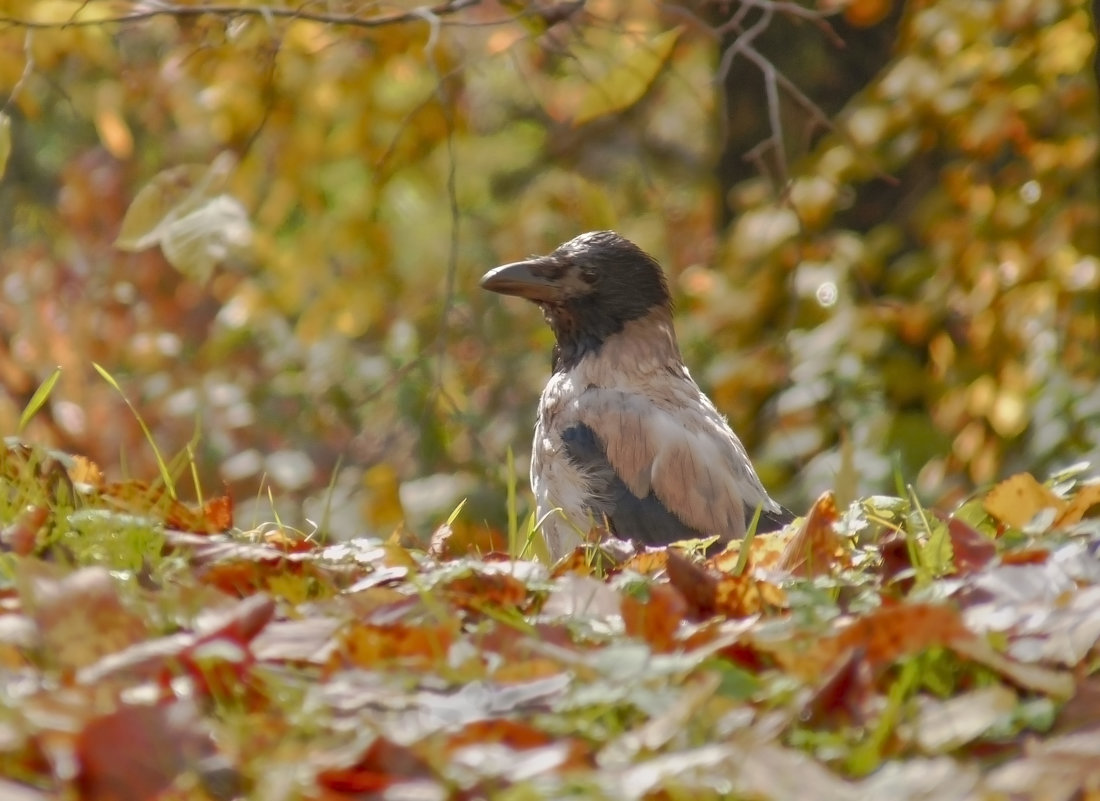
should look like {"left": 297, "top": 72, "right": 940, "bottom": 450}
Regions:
{"left": 574, "top": 27, "right": 681, "bottom": 126}
{"left": 18, "top": 367, "right": 62, "bottom": 434}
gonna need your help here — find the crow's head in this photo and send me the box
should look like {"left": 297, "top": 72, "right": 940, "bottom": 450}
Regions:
{"left": 481, "top": 231, "right": 672, "bottom": 368}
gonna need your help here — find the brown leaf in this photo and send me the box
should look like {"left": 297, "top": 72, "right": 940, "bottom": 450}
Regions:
{"left": 28, "top": 567, "right": 148, "bottom": 672}
{"left": 666, "top": 551, "right": 784, "bottom": 619}
{"left": 0, "top": 506, "right": 48, "bottom": 556}
{"left": 878, "top": 529, "right": 916, "bottom": 593}
{"left": 100, "top": 480, "right": 233, "bottom": 534}
{"left": 77, "top": 701, "right": 220, "bottom": 801}
{"left": 946, "top": 517, "right": 997, "bottom": 574}
{"left": 800, "top": 647, "right": 875, "bottom": 726}
{"left": 778, "top": 490, "right": 847, "bottom": 576}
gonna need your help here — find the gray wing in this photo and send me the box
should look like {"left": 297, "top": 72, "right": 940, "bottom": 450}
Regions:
{"left": 561, "top": 422, "right": 705, "bottom": 546}
{"left": 564, "top": 388, "right": 793, "bottom": 544}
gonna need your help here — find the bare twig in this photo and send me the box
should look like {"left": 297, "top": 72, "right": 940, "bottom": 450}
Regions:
{"left": 0, "top": 0, "right": 482, "bottom": 30}
{"left": 1, "top": 28, "right": 35, "bottom": 114}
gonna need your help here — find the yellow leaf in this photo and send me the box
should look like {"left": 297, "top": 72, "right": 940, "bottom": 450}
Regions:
{"left": 574, "top": 27, "right": 681, "bottom": 126}
{"left": 1055, "top": 483, "right": 1100, "bottom": 527}
{"left": 983, "top": 473, "right": 1065, "bottom": 529}
{"left": 0, "top": 112, "right": 9, "bottom": 180}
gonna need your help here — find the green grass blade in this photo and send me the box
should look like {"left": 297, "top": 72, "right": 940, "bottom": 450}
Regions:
{"left": 93, "top": 361, "right": 176, "bottom": 498}
{"left": 18, "top": 367, "right": 62, "bottom": 434}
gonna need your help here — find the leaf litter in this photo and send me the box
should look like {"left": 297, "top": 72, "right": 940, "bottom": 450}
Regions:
{"left": 0, "top": 443, "right": 1099, "bottom": 798}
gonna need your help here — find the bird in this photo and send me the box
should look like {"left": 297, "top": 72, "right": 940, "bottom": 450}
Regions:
{"left": 481, "top": 230, "right": 795, "bottom": 559}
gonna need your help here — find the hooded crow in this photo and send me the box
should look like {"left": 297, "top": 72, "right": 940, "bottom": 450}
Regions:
{"left": 481, "top": 231, "right": 794, "bottom": 559}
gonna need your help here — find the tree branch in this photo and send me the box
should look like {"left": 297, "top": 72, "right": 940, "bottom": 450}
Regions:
{"left": 0, "top": 0, "right": 482, "bottom": 31}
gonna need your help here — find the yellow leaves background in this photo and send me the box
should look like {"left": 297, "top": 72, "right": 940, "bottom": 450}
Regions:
{"left": 0, "top": 0, "right": 1097, "bottom": 541}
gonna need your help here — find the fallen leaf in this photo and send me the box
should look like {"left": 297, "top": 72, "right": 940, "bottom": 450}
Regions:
{"left": 903, "top": 686, "right": 1017, "bottom": 753}
{"left": 710, "top": 530, "right": 792, "bottom": 574}
{"left": 77, "top": 701, "right": 220, "bottom": 801}
{"left": 443, "top": 570, "right": 528, "bottom": 612}
{"left": 778, "top": 491, "right": 847, "bottom": 576}
{"left": 800, "top": 647, "right": 876, "bottom": 726}
{"left": 1, "top": 506, "right": 48, "bottom": 555}
{"left": 666, "top": 551, "right": 785, "bottom": 619}
{"left": 1054, "top": 481, "right": 1100, "bottom": 527}
{"left": 28, "top": 567, "right": 148, "bottom": 672}
{"left": 946, "top": 517, "right": 997, "bottom": 574}
{"left": 337, "top": 622, "right": 457, "bottom": 669}
{"left": 985, "top": 731, "right": 1100, "bottom": 799}
{"left": 621, "top": 583, "right": 688, "bottom": 652}
{"left": 983, "top": 473, "right": 1064, "bottom": 530}
{"left": 316, "top": 737, "right": 433, "bottom": 794}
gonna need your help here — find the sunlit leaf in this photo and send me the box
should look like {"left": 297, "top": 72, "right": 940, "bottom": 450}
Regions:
{"left": 115, "top": 153, "right": 248, "bottom": 283}
{"left": 0, "top": 111, "right": 10, "bottom": 180}
{"left": 574, "top": 27, "right": 681, "bottom": 126}
{"left": 18, "top": 366, "right": 62, "bottom": 434}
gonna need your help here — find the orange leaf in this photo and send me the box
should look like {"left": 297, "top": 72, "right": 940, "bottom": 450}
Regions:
{"left": 67, "top": 455, "right": 104, "bottom": 488}
{"left": 337, "top": 622, "right": 456, "bottom": 669}
{"left": 832, "top": 603, "right": 972, "bottom": 668}
{"left": 447, "top": 718, "right": 553, "bottom": 751}
{"left": 1055, "top": 482, "right": 1100, "bottom": 527}
{"left": 709, "top": 529, "right": 792, "bottom": 573}
{"left": 618, "top": 549, "right": 669, "bottom": 576}
{"left": 621, "top": 583, "right": 688, "bottom": 652}
{"left": 778, "top": 491, "right": 847, "bottom": 576}
{"left": 443, "top": 572, "right": 528, "bottom": 612}
{"left": 317, "top": 738, "right": 432, "bottom": 793}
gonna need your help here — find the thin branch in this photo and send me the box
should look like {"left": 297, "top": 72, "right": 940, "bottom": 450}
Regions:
{"left": 0, "top": 0, "right": 482, "bottom": 30}
{"left": 1, "top": 28, "right": 35, "bottom": 114}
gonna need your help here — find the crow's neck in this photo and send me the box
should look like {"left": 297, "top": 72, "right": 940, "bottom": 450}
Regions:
{"left": 549, "top": 306, "right": 682, "bottom": 378}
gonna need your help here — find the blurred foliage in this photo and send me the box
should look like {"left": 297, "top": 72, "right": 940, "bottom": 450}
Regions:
{"left": 0, "top": 0, "right": 1097, "bottom": 539}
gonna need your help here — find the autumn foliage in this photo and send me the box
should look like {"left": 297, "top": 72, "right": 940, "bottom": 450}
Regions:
{"left": 1, "top": 0, "right": 1100, "bottom": 796}
{"left": 0, "top": 441, "right": 1098, "bottom": 796}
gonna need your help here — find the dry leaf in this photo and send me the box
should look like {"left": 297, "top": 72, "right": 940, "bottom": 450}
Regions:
{"left": 621, "top": 583, "right": 688, "bottom": 652}
{"left": 779, "top": 490, "right": 847, "bottom": 576}
{"left": 983, "top": 473, "right": 1064, "bottom": 529}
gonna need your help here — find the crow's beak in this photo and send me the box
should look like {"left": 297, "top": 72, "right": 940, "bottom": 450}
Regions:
{"left": 480, "top": 259, "right": 563, "bottom": 303}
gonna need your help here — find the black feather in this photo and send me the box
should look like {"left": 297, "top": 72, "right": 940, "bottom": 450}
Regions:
{"left": 747, "top": 502, "right": 797, "bottom": 533}
{"left": 561, "top": 423, "right": 707, "bottom": 547}
{"left": 563, "top": 422, "right": 795, "bottom": 547}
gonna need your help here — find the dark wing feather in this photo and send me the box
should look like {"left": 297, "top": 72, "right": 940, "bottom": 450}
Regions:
{"left": 746, "top": 503, "right": 797, "bottom": 533}
{"left": 561, "top": 423, "right": 708, "bottom": 547}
